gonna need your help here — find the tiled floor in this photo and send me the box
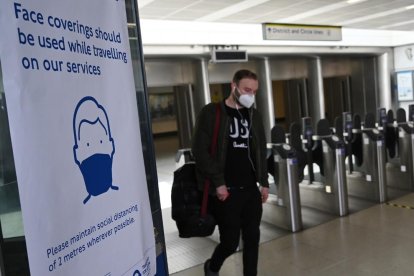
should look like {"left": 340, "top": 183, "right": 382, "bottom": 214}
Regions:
{"left": 172, "top": 193, "right": 414, "bottom": 276}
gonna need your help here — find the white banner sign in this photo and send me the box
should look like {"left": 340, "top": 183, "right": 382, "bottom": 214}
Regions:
{"left": 0, "top": 1, "right": 156, "bottom": 275}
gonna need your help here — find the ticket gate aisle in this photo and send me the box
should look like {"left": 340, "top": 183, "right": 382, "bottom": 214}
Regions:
{"left": 264, "top": 125, "right": 302, "bottom": 233}
{"left": 385, "top": 107, "right": 414, "bottom": 192}
{"left": 287, "top": 117, "right": 349, "bottom": 217}
{"left": 334, "top": 112, "right": 387, "bottom": 203}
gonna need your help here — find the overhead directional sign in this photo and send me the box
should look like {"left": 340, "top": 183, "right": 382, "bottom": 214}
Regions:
{"left": 263, "top": 23, "right": 342, "bottom": 41}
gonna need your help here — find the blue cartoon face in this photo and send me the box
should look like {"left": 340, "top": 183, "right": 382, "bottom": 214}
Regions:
{"left": 73, "top": 97, "right": 118, "bottom": 204}
{"left": 76, "top": 120, "right": 114, "bottom": 162}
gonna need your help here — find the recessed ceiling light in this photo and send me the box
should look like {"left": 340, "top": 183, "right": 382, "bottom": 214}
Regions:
{"left": 347, "top": 0, "right": 366, "bottom": 3}
{"left": 340, "top": 5, "right": 412, "bottom": 25}
{"left": 138, "top": 0, "right": 156, "bottom": 9}
{"left": 197, "top": 0, "right": 270, "bottom": 21}
{"left": 406, "top": 5, "right": 414, "bottom": 10}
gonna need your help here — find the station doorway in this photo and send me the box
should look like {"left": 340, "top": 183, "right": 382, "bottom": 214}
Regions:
{"left": 323, "top": 76, "right": 352, "bottom": 125}
{"left": 272, "top": 78, "right": 309, "bottom": 132}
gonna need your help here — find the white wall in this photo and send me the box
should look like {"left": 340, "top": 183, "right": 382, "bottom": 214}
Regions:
{"left": 394, "top": 45, "right": 414, "bottom": 70}
{"left": 144, "top": 60, "right": 195, "bottom": 87}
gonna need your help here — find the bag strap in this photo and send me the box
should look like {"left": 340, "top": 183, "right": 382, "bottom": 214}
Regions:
{"left": 209, "top": 103, "right": 221, "bottom": 156}
{"left": 201, "top": 103, "right": 221, "bottom": 218}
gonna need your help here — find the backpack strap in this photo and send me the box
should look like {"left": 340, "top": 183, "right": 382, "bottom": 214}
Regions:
{"left": 201, "top": 103, "right": 221, "bottom": 218}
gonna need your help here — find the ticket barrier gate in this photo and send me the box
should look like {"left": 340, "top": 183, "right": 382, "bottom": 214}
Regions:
{"left": 382, "top": 109, "right": 399, "bottom": 164}
{"left": 384, "top": 109, "right": 399, "bottom": 161}
{"left": 290, "top": 118, "right": 348, "bottom": 217}
{"left": 265, "top": 125, "right": 302, "bottom": 233}
{"left": 337, "top": 112, "right": 387, "bottom": 203}
{"left": 334, "top": 112, "right": 363, "bottom": 174}
{"left": 386, "top": 108, "right": 414, "bottom": 191}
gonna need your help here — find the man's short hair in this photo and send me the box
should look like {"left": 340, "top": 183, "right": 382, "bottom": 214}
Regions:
{"left": 232, "top": 69, "right": 258, "bottom": 85}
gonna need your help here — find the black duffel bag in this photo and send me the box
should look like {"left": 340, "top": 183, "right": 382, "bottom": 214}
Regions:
{"left": 172, "top": 103, "right": 221, "bottom": 238}
{"left": 171, "top": 162, "right": 216, "bottom": 238}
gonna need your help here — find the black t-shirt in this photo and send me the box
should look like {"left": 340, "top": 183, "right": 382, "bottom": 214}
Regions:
{"left": 224, "top": 103, "right": 257, "bottom": 188}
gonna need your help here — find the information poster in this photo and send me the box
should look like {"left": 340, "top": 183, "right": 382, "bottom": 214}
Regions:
{"left": 397, "top": 71, "right": 414, "bottom": 101}
{"left": 0, "top": 1, "right": 156, "bottom": 275}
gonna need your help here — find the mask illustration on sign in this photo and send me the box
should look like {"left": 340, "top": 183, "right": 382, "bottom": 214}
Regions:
{"left": 73, "top": 96, "right": 118, "bottom": 204}
{"left": 234, "top": 87, "right": 255, "bottom": 108}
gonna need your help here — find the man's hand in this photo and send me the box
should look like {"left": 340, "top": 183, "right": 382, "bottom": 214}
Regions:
{"left": 216, "top": 185, "right": 229, "bottom": 201}
{"left": 260, "top": 187, "right": 269, "bottom": 203}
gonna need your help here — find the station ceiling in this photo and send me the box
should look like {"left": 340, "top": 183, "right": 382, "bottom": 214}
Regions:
{"left": 137, "top": 0, "right": 414, "bottom": 32}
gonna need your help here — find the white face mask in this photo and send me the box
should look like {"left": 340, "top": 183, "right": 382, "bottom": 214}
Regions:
{"left": 238, "top": 94, "right": 255, "bottom": 108}
{"left": 234, "top": 87, "right": 255, "bottom": 108}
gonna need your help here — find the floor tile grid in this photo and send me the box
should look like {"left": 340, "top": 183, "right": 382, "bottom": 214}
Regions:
{"left": 172, "top": 193, "right": 414, "bottom": 276}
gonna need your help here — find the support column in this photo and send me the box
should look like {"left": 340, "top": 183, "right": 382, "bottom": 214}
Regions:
{"left": 308, "top": 57, "right": 325, "bottom": 124}
{"left": 257, "top": 57, "right": 274, "bottom": 142}
{"left": 377, "top": 52, "right": 392, "bottom": 110}
{"left": 193, "top": 58, "right": 211, "bottom": 117}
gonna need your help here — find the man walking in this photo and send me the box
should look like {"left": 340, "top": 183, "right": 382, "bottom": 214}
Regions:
{"left": 192, "top": 69, "right": 269, "bottom": 276}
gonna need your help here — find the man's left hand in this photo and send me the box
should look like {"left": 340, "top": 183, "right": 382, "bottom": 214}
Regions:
{"left": 260, "top": 187, "right": 269, "bottom": 203}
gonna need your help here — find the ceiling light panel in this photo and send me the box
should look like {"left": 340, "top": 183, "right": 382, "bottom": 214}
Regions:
{"left": 160, "top": 0, "right": 206, "bottom": 19}
{"left": 138, "top": 0, "right": 157, "bottom": 9}
{"left": 297, "top": 0, "right": 409, "bottom": 25}
{"left": 137, "top": 0, "right": 414, "bottom": 32}
{"left": 371, "top": 12, "right": 414, "bottom": 25}
{"left": 141, "top": 0, "right": 196, "bottom": 10}
{"left": 278, "top": 0, "right": 370, "bottom": 23}
{"left": 244, "top": 1, "right": 313, "bottom": 23}
{"left": 165, "top": 10, "right": 211, "bottom": 20}
{"left": 208, "top": 0, "right": 241, "bottom": 3}
{"left": 315, "top": 1, "right": 411, "bottom": 26}
{"left": 196, "top": 0, "right": 271, "bottom": 21}
{"left": 186, "top": 2, "right": 230, "bottom": 12}
{"left": 347, "top": 0, "right": 366, "bottom": 4}
{"left": 196, "top": 1, "right": 286, "bottom": 23}
{"left": 224, "top": 4, "right": 280, "bottom": 16}
{"left": 379, "top": 19, "right": 414, "bottom": 29}
{"left": 257, "top": 0, "right": 301, "bottom": 8}
{"left": 339, "top": 3, "right": 414, "bottom": 25}
{"left": 139, "top": 7, "right": 178, "bottom": 18}
{"left": 396, "top": 24, "right": 414, "bottom": 31}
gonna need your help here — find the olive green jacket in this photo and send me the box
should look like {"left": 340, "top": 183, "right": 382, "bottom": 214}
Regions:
{"left": 191, "top": 101, "right": 269, "bottom": 193}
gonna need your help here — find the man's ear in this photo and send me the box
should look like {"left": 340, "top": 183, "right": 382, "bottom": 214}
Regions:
{"left": 231, "top": 83, "right": 237, "bottom": 94}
